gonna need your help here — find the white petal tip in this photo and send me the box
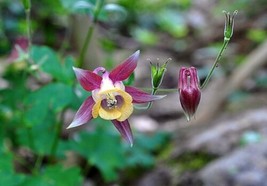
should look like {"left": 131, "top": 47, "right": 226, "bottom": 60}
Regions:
{"left": 132, "top": 50, "right": 140, "bottom": 58}
{"left": 66, "top": 121, "right": 84, "bottom": 129}
{"left": 66, "top": 125, "right": 74, "bottom": 129}
{"left": 160, "top": 95, "right": 167, "bottom": 98}
{"left": 154, "top": 94, "right": 167, "bottom": 100}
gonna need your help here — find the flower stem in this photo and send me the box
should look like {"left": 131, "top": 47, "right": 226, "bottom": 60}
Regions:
{"left": 77, "top": 24, "right": 95, "bottom": 67}
{"left": 200, "top": 38, "right": 230, "bottom": 89}
{"left": 50, "top": 110, "right": 65, "bottom": 161}
{"left": 77, "top": 0, "right": 104, "bottom": 67}
{"left": 25, "top": 8, "right": 32, "bottom": 49}
{"left": 139, "top": 87, "right": 178, "bottom": 93}
{"left": 32, "top": 155, "right": 43, "bottom": 175}
{"left": 50, "top": 120, "right": 62, "bottom": 159}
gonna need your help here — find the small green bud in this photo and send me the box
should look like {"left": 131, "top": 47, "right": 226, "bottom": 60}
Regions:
{"left": 223, "top": 10, "right": 238, "bottom": 40}
{"left": 150, "top": 59, "right": 170, "bottom": 89}
{"left": 22, "top": 0, "right": 31, "bottom": 11}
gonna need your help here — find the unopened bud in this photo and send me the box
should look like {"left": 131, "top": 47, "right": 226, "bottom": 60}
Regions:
{"left": 178, "top": 67, "right": 201, "bottom": 121}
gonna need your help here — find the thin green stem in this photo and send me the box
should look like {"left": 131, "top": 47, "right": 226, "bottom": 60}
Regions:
{"left": 50, "top": 110, "right": 65, "bottom": 161}
{"left": 25, "top": 9, "right": 32, "bottom": 50}
{"left": 32, "top": 155, "right": 43, "bottom": 175}
{"left": 77, "top": 0, "right": 104, "bottom": 67}
{"left": 77, "top": 24, "right": 95, "bottom": 67}
{"left": 138, "top": 87, "right": 177, "bottom": 93}
{"left": 93, "top": 0, "right": 104, "bottom": 23}
{"left": 200, "top": 39, "right": 230, "bottom": 89}
{"left": 50, "top": 121, "right": 62, "bottom": 159}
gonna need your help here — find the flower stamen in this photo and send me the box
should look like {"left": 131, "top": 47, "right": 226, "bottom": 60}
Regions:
{"left": 106, "top": 93, "right": 118, "bottom": 109}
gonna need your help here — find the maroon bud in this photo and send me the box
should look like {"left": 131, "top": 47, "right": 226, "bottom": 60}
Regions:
{"left": 178, "top": 67, "right": 201, "bottom": 121}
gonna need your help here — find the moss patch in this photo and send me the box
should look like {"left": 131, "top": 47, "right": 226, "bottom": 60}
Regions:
{"left": 175, "top": 152, "right": 216, "bottom": 172}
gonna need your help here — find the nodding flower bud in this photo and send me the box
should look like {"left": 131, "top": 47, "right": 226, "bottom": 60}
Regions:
{"left": 178, "top": 67, "right": 201, "bottom": 121}
{"left": 150, "top": 59, "right": 170, "bottom": 89}
{"left": 223, "top": 10, "right": 238, "bottom": 40}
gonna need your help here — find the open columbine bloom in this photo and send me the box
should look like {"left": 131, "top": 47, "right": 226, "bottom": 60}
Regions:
{"left": 67, "top": 51, "right": 164, "bottom": 146}
{"left": 178, "top": 67, "right": 201, "bottom": 121}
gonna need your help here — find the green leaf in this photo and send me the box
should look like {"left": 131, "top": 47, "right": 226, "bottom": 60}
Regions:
{"left": 132, "top": 28, "right": 158, "bottom": 45}
{"left": 124, "top": 132, "right": 170, "bottom": 168}
{"left": 23, "top": 164, "right": 83, "bottom": 186}
{"left": 0, "top": 77, "right": 29, "bottom": 109}
{"left": 71, "top": 127, "right": 125, "bottom": 181}
{"left": 0, "top": 152, "right": 26, "bottom": 186}
{"left": 157, "top": 9, "right": 188, "bottom": 38}
{"left": 0, "top": 172, "right": 26, "bottom": 186}
{"left": 30, "top": 46, "right": 75, "bottom": 84}
{"left": 135, "top": 132, "right": 169, "bottom": 151}
{"left": 24, "top": 83, "right": 74, "bottom": 126}
{"left": 62, "top": 56, "right": 76, "bottom": 85}
{"left": 247, "top": 29, "right": 267, "bottom": 43}
{"left": 69, "top": 84, "right": 91, "bottom": 110}
{"left": 16, "top": 110, "right": 56, "bottom": 155}
{"left": 0, "top": 152, "right": 13, "bottom": 173}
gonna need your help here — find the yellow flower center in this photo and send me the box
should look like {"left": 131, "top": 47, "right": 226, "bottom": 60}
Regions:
{"left": 92, "top": 88, "right": 133, "bottom": 121}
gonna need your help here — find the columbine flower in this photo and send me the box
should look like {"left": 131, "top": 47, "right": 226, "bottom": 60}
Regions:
{"left": 178, "top": 67, "right": 201, "bottom": 121}
{"left": 67, "top": 51, "right": 164, "bottom": 146}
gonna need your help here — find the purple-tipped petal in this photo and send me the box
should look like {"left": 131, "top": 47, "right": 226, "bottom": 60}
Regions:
{"left": 109, "top": 50, "right": 140, "bottom": 82}
{"left": 112, "top": 120, "right": 133, "bottom": 146}
{"left": 73, "top": 67, "right": 102, "bottom": 91}
{"left": 67, "top": 96, "right": 95, "bottom": 129}
{"left": 125, "top": 86, "right": 165, "bottom": 104}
